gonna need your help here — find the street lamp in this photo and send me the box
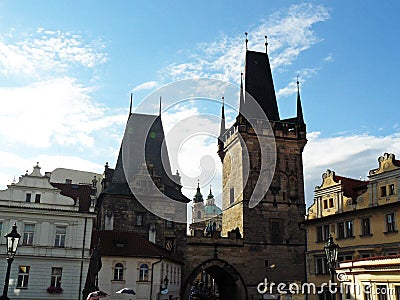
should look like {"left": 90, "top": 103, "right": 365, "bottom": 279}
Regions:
{"left": 324, "top": 234, "right": 339, "bottom": 300}
{"left": 0, "top": 223, "right": 21, "bottom": 300}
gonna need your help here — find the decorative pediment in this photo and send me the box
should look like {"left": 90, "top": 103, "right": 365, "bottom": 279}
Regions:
{"left": 369, "top": 153, "right": 400, "bottom": 176}
{"left": 315, "top": 169, "right": 340, "bottom": 190}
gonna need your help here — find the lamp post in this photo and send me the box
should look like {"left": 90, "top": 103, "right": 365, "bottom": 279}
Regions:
{"left": 324, "top": 234, "right": 339, "bottom": 300}
{"left": 0, "top": 223, "right": 21, "bottom": 300}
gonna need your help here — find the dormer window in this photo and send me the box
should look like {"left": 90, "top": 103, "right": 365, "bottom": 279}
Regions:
{"left": 65, "top": 179, "right": 72, "bottom": 184}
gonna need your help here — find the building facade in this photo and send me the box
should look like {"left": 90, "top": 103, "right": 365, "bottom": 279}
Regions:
{"left": 304, "top": 153, "right": 400, "bottom": 300}
{"left": 93, "top": 230, "right": 182, "bottom": 300}
{"left": 0, "top": 163, "right": 96, "bottom": 300}
{"left": 338, "top": 255, "right": 400, "bottom": 300}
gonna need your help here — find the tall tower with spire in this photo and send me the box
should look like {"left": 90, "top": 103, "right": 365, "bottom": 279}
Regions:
{"left": 217, "top": 36, "right": 307, "bottom": 283}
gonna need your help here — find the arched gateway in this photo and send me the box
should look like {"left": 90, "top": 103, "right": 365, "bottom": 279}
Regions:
{"left": 183, "top": 258, "right": 247, "bottom": 300}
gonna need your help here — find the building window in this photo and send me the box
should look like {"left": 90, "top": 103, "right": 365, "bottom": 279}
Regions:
{"left": 270, "top": 220, "right": 281, "bottom": 244}
{"left": 315, "top": 257, "right": 328, "bottom": 275}
{"left": 55, "top": 226, "right": 66, "bottom": 247}
{"left": 363, "top": 283, "right": 372, "bottom": 300}
{"left": 197, "top": 211, "right": 201, "bottom": 220}
{"left": 337, "top": 222, "right": 345, "bottom": 238}
{"left": 136, "top": 214, "right": 144, "bottom": 226}
{"left": 317, "top": 226, "right": 323, "bottom": 242}
{"left": 17, "top": 266, "right": 30, "bottom": 288}
{"left": 166, "top": 220, "right": 173, "bottom": 228}
{"left": 386, "top": 213, "right": 396, "bottom": 232}
{"left": 329, "top": 198, "right": 334, "bottom": 208}
{"left": 361, "top": 218, "right": 371, "bottom": 236}
{"left": 323, "top": 199, "right": 328, "bottom": 209}
{"left": 35, "top": 194, "right": 41, "bottom": 203}
{"left": 360, "top": 253, "right": 371, "bottom": 259}
{"left": 229, "top": 188, "right": 234, "bottom": 204}
{"left": 23, "top": 224, "right": 35, "bottom": 245}
{"left": 381, "top": 186, "right": 387, "bottom": 197}
{"left": 0, "top": 222, "right": 2, "bottom": 239}
{"left": 337, "top": 220, "right": 353, "bottom": 238}
{"left": 114, "top": 263, "right": 124, "bottom": 281}
{"left": 389, "top": 184, "right": 395, "bottom": 195}
{"left": 323, "top": 225, "right": 330, "bottom": 241}
{"left": 50, "top": 267, "right": 62, "bottom": 287}
{"left": 377, "top": 285, "right": 388, "bottom": 300}
{"left": 65, "top": 179, "right": 72, "bottom": 184}
{"left": 139, "top": 264, "right": 149, "bottom": 281}
{"left": 26, "top": 193, "right": 31, "bottom": 202}
{"left": 338, "top": 254, "right": 353, "bottom": 262}
{"left": 395, "top": 286, "right": 400, "bottom": 300}
{"left": 345, "top": 220, "right": 353, "bottom": 237}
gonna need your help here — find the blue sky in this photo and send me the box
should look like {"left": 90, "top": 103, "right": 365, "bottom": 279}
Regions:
{"left": 0, "top": 1, "right": 399, "bottom": 211}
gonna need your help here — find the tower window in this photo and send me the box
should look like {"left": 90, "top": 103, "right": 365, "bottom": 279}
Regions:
{"left": 270, "top": 219, "right": 282, "bottom": 244}
{"left": 229, "top": 188, "right": 234, "bottom": 204}
{"left": 197, "top": 211, "right": 201, "bottom": 219}
{"left": 35, "top": 194, "right": 41, "bottom": 203}
{"left": 136, "top": 214, "right": 144, "bottom": 226}
{"left": 26, "top": 193, "right": 31, "bottom": 202}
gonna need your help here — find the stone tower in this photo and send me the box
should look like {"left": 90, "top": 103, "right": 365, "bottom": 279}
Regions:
{"left": 218, "top": 46, "right": 307, "bottom": 252}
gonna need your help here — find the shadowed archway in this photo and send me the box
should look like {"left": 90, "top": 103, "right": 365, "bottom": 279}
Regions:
{"left": 183, "top": 259, "right": 248, "bottom": 300}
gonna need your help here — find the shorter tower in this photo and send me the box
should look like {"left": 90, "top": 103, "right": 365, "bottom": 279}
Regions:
{"left": 192, "top": 182, "right": 204, "bottom": 223}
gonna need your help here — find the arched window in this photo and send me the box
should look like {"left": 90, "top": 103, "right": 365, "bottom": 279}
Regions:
{"left": 197, "top": 211, "right": 201, "bottom": 219}
{"left": 114, "top": 263, "right": 124, "bottom": 281}
{"left": 139, "top": 264, "right": 149, "bottom": 281}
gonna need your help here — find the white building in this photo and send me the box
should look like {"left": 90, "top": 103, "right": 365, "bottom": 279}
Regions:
{"left": 0, "top": 163, "right": 96, "bottom": 300}
{"left": 338, "top": 255, "right": 400, "bottom": 300}
{"left": 94, "top": 230, "right": 182, "bottom": 300}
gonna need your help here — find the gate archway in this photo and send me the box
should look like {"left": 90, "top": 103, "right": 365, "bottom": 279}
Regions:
{"left": 183, "top": 258, "right": 248, "bottom": 300}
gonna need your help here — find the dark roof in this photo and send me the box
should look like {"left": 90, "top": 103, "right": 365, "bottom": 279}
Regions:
{"left": 103, "top": 113, "right": 189, "bottom": 203}
{"left": 334, "top": 175, "right": 368, "bottom": 200}
{"left": 51, "top": 182, "right": 93, "bottom": 212}
{"left": 244, "top": 50, "right": 280, "bottom": 121}
{"left": 91, "top": 230, "right": 182, "bottom": 263}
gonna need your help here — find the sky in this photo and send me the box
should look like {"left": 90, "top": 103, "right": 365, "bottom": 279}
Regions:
{"left": 0, "top": 0, "right": 399, "bottom": 215}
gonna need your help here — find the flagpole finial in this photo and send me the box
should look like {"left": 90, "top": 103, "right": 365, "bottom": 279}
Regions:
{"left": 245, "top": 32, "right": 248, "bottom": 50}
{"left": 265, "top": 35, "right": 268, "bottom": 53}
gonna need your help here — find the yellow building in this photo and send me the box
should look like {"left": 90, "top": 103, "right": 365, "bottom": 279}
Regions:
{"left": 338, "top": 254, "right": 400, "bottom": 300}
{"left": 304, "top": 153, "right": 400, "bottom": 300}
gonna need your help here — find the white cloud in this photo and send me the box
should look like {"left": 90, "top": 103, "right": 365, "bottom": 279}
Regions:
{"left": 0, "top": 29, "right": 107, "bottom": 78}
{"left": 303, "top": 131, "right": 400, "bottom": 206}
{"left": 0, "top": 77, "right": 126, "bottom": 148}
{"left": 160, "top": 3, "right": 330, "bottom": 83}
{"left": 132, "top": 81, "right": 159, "bottom": 92}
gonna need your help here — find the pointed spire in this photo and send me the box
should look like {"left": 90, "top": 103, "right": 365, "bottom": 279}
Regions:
{"left": 220, "top": 96, "right": 225, "bottom": 136}
{"left": 208, "top": 185, "right": 214, "bottom": 199}
{"left": 239, "top": 72, "right": 245, "bottom": 115}
{"left": 159, "top": 96, "right": 162, "bottom": 116}
{"left": 193, "top": 180, "right": 203, "bottom": 203}
{"left": 265, "top": 35, "right": 268, "bottom": 53}
{"left": 296, "top": 77, "right": 304, "bottom": 124}
{"left": 245, "top": 32, "right": 248, "bottom": 51}
{"left": 129, "top": 93, "right": 133, "bottom": 115}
